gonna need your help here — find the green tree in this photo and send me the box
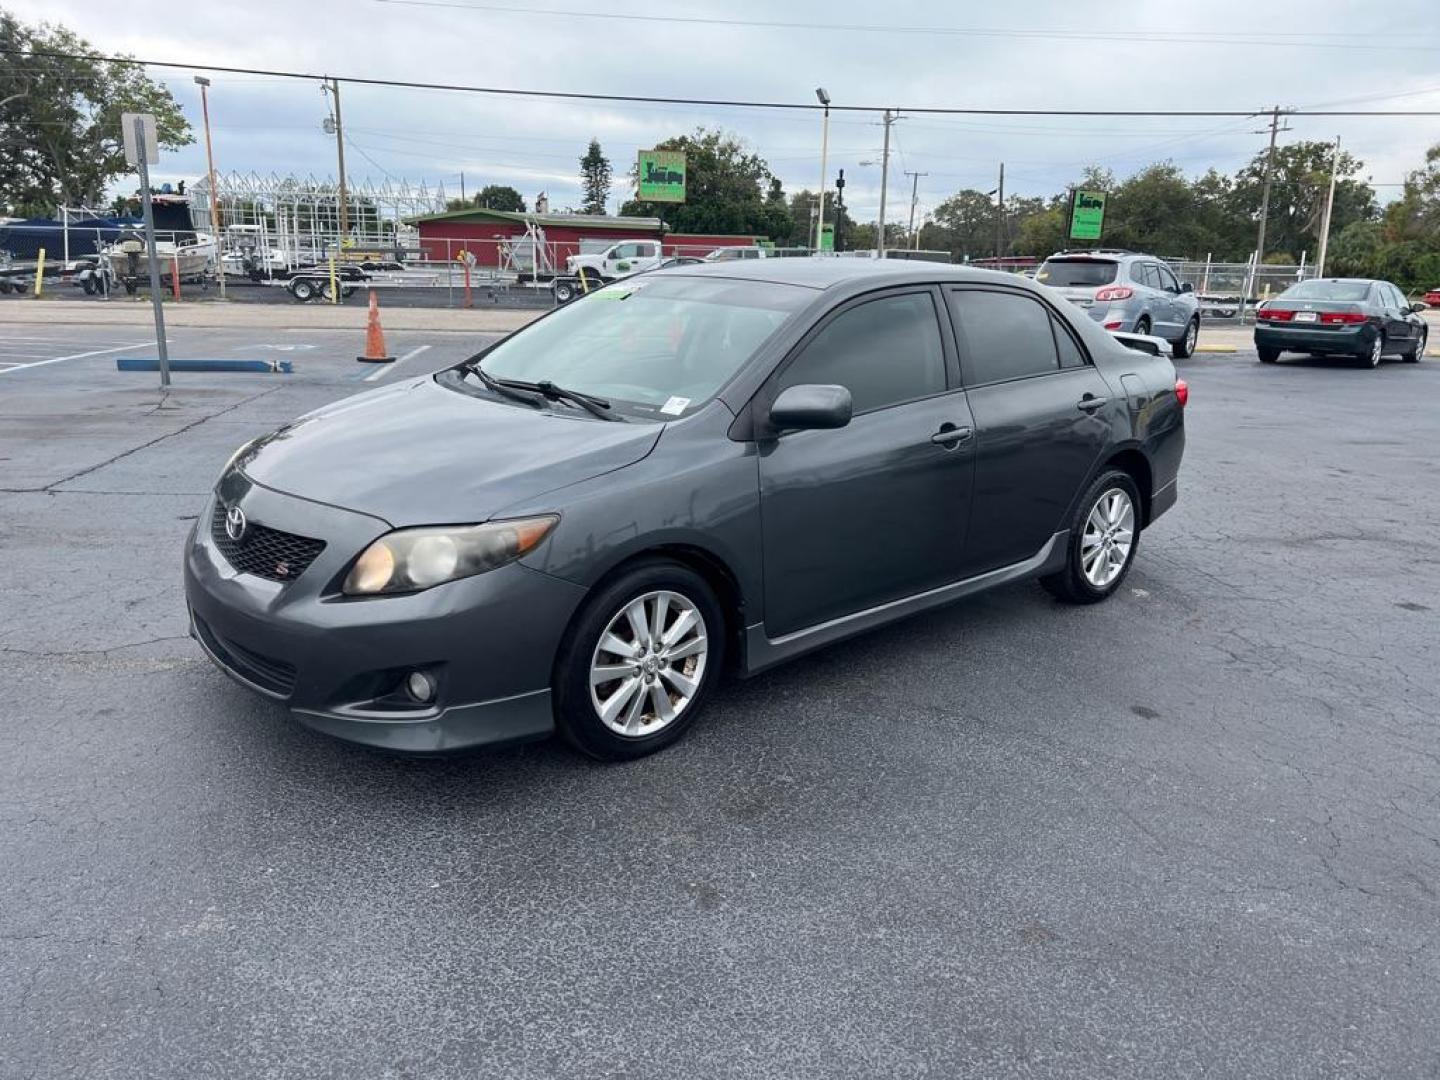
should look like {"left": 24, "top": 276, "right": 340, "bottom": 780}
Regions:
{"left": 786, "top": 187, "right": 854, "bottom": 248}
{"left": 1230, "top": 140, "right": 1375, "bottom": 261}
{"left": 578, "top": 138, "right": 612, "bottom": 215}
{"left": 0, "top": 12, "right": 192, "bottom": 215}
{"left": 921, "top": 189, "right": 999, "bottom": 261}
{"left": 620, "top": 127, "right": 790, "bottom": 240}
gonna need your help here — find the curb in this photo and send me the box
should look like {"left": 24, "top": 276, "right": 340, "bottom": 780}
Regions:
{"left": 1194, "top": 344, "right": 1238, "bottom": 353}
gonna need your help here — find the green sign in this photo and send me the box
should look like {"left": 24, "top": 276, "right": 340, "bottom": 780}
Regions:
{"left": 638, "top": 150, "right": 686, "bottom": 203}
{"left": 819, "top": 223, "right": 834, "bottom": 252}
{"left": 1069, "top": 189, "right": 1107, "bottom": 241}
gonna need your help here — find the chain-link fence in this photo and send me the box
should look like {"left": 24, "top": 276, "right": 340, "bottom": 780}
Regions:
{"left": 1169, "top": 258, "right": 1319, "bottom": 322}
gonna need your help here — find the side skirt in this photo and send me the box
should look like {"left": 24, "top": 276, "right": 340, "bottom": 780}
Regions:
{"left": 739, "top": 530, "right": 1069, "bottom": 677}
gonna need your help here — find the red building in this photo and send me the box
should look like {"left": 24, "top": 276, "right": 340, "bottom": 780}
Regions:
{"left": 410, "top": 207, "right": 761, "bottom": 271}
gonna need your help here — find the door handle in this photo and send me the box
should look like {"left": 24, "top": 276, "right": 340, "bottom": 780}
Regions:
{"left": 930, "top": 424, "right": 973, "bottom": 447}
{"left": 1076, "top": 395, "right": 1108, "bottom": 412}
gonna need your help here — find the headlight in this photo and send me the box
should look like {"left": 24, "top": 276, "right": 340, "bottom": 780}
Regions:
{"left": 342, "top": 515, "right": 558, "bottom": 596}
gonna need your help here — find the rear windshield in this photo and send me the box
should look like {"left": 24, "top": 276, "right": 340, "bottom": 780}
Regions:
{"left": 1284, "top": 280, "right": 1372, "bottom": 301}
{"left": 1036, "top": 259, "right": 1118, "bottom": 287}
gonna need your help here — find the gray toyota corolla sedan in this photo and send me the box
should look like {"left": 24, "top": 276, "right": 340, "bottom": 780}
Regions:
{"left": 185, "top": 260, "right": 1187, "bottom": 759}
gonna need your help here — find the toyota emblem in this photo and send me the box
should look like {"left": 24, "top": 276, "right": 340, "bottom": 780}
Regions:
{"left": 224, "top": 504, "right": 248, "bottom": 543}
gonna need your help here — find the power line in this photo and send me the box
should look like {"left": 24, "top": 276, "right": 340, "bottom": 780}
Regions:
{"left": 5, "top": 47, "right": 1440, "bottom": 117}
{"left": 365, "top": 0, "right": 1440, "bottom": 52}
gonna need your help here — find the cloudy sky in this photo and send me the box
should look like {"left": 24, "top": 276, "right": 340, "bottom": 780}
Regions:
{"left": 11, "top": 0, "right": 1440, "bottom": 222}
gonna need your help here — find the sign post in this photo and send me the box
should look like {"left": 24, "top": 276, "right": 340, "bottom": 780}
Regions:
{"left": 637, "top": 150, "right": 687, "bottom": 203}
{"left": 1068, "top": 189, "right": 1108, "bottom": 243}
{"left": 124, "top": 112, "right": 171, "bottom": 388}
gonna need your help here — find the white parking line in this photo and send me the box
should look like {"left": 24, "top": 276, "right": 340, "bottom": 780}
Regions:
{"left": 363, "top": 344, "right": 431, "bottom": 382}
{"left": 0, "top": 341, "right": 153, "bottom": 376}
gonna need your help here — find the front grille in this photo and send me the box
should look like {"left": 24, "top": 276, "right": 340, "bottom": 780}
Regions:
{"left": 192, "top": 613, "right": 298, "bottom": 697}
{"left": 211, "top": 502, "right": 325, "bottom": 583}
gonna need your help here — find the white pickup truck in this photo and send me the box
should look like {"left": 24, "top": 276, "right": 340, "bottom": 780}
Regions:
{"left": 561, "top": 239, "right": 663, "bottom": 292}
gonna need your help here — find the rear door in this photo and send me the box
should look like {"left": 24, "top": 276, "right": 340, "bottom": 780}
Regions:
{"left": 1381, "top": 282, "right": 1416, "bottom": 348}
{"left": 945, "top": 287, "right": 1115, "bottom": 575}
{"left": 1154, "top": 263, "right": 1187, "bottom": 338}
{"left": 758, "top": 288, "right": 975, "bottom": 637}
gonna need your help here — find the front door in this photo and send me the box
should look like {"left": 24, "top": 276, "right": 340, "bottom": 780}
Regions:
{"left": 945, "top": 287, "right": 1115, "bottom": 575}
{"left": 758, "top": 289, "right": 975, "bottom": 638}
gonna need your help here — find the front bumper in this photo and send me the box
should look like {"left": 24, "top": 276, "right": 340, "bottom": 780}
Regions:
{"left": 184, "top": 472, "right": 588, "bottom": 752}
{"left": 1254, "top": 323, "right": 1375, "bottom": 355}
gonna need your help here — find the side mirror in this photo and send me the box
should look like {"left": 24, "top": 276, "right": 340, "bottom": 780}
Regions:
{"left": 768, "top": 384, "right": 852, "bottom": 432}
{"left": 1410, "top": 301, "right": 1428, "bottom": 314}
{"left": 1180, "top": 282, "right": 1194, "bottom": 294}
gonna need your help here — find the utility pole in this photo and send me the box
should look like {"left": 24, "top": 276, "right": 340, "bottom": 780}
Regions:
{"left": 328, "top": 77, "right": 350, "bottom": 243}
{"left": 1316, "top": 135, "right": 1341, "bottom": 278}
{"left": 194, "top": 76, "right": 225, "bottom": 299}
{"left": 876, "top": 109, "right": 897, "bottom": 258}
{"left": 1254, "top": 105, "right": 1288, "bottom": 270}
{"left": 994, "top": 162, "right": 1005, "bottom": 261}
{"left": 905, "top": 170, "right": 928, "bottom": 249}
{"left": 814, "top": 87, "right": 831, "bottom": 251}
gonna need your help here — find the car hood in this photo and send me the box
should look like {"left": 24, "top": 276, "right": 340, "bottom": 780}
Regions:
{"left": 237, "top": 375, "right": 662, "bottom": 526}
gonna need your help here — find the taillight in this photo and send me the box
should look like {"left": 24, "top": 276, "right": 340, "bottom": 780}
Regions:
{"left": 1095, "top": 286, "right": 1134, "bottom": 302}
{"left": 1103, "top": 319, "right": 1123, "bottom": 330}
{"left": 1319, "top": 311, "right": 1367, "bottom": 324}
{"left": 1175, "top": 378, "right": 1188, "bottom": 408}
{"left": 1257, "top": 308, "right": 1293, "bottom": 321}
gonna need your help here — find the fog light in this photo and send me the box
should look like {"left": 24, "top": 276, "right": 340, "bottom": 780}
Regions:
{"left": 405, "top": 670, "right": 436, "bottom": 703}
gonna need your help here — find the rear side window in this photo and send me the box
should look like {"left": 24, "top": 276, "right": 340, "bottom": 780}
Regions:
{"left": 779, "top": 292, "right": 946, "bottom": 414}
{"left": 1129, "top": 262, "right": 1149, "bottom": 285}
{"left": 948, "top": 289, "right": 1062, "bottom": 385}
{"left": 1052, "top": 316, "right": 1087, "bottom": 368}
{"left": 1036, "top": 259, "right": 1118, "bottom": 287}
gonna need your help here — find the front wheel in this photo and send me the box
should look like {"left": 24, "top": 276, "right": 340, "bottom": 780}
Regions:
{"left": 1041, "top": 470, "right": 1141, "bottom": 605}
{"left": 291, "top": 279, "right": 315, "bottom": 302}
{"left": 1173, "top": 317, "right": 1199, "bottom": 359}
{"left": 553, "top": 280, "right": 576, "bottom": 304}
{"left": 1403, "top": 325, "right": 1427, "bottom": 363}
{"left": 554, "top": 561, "right": 725, "bottom": 760}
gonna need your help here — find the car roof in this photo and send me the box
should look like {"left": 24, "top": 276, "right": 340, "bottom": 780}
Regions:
{"left": 654, "top": 257, "right": 1028, "bottom": 291}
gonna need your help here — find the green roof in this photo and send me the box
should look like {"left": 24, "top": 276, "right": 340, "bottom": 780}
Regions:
{"left": 409, "top": 207, "right": 663, "bottom": 231}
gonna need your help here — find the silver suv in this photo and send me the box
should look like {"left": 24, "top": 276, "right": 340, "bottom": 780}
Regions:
{"left": 1036, "top": 250, "right": 1201, "bottom": 358}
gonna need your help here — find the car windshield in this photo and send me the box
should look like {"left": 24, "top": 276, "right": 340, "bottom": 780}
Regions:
{"left": 1036, "top": 259, "right": 1118, "bottom": 287}
{"left": 470, "top": 276, "right": 810, "bottom": 419}
{"left": 1284, "top": 280, "right": 1372, "bottom": 301}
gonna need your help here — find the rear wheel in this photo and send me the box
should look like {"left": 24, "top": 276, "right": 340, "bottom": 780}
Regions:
{"left": 291, "top": 279, "right": 315, "bottom": 302}
{"left": 1134, "top": 315, "right": 1152, "bottom": 336}
{"left": 554, "top": 560, "right": 725, "bottom": 761}
{"left": 1403, "top": 325, "right": 1427, "bottom": 362}
{"left": 554, "top": 280, "right": 576, "bottom": 304}
{"left": 1357, "top": 332, "right": 1383, "bottom": 368}
{"left": 1257, "top": 346, "right": 1280, "bottom": 363}
{"left": 1041, "top": 470, "right": 1141, "bottom": 605}
{"left": 1173, "top": 317, "right": 1199, "bottom": 359}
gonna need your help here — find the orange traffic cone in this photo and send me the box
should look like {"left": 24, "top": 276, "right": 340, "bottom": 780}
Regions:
{"left": 356, "top": 289, "right": 395, "bottom": 364}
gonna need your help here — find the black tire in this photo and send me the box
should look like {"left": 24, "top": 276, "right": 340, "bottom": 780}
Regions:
{"left": 1257, "top": 346, "right": 1280, "bottom": 363}
{"left": 342, "top": 286, "right": 357, "bottom": 299}
{"left": 81, "top": 275, "right": 98, "bottom": 296}
{"left": 553, "top": 559, "right": 725, "bottom": 761}
{"left": 291, "top": 279, "right": 315, "bottom": 302}
{"left": 1403, "top": 325, "right": 1427, "bottom": 363}
{"left": 0, "top": 281, "right": 11, "bottom": 295}
{"left": 1134, "top": 316, "right": 1152, "bottom": 336}
{"left": 123, "top": 280, "right": 137, "bottom": 296}
{"left": 554, "top": 281, "right": 575, "bottom": 304}
{"left": 1357, "top": 332, "right": 1383, "bottom": 369}
{"left": 1173, "top": 316, "right": 1199, "bottom": 359}
{"left": 1041, "top": 469, "right": 1142, "bottom": 606}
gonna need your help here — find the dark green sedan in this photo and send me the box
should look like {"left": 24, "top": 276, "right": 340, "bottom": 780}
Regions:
{"left": 1254, "top": 278, "right": 1429, "bottom": 368}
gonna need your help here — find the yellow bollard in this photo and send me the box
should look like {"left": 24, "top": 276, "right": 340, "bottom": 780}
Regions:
{"left": 329, "top": 255, "right": 338, "bottom": 305}
{"left": 34, "top": 247, "right": 45, "bottom": 297}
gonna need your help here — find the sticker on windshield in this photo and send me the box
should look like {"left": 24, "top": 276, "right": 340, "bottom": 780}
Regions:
{"left": 660, "top": 396, "right": 691, "bottom": 416}
{"left": 595, "top": 280, "right": 649, "bottom": 300}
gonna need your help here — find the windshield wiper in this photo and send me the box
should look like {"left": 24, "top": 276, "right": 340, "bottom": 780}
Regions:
{"left": 467, "top": 364, "right": 547, "bottom": 409}
{"left": 472, "top": 366, "right": 621, "bottom": 422}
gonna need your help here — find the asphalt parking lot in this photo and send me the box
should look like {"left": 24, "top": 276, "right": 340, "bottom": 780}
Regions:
{"left": 2, "top": 316, "right": 1439, "bottom": 1078}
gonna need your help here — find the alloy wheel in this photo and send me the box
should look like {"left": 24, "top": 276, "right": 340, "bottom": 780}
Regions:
{"left": 1081, "top": 488, "right": 1135, "bottom": 589}
{"left": 1184, "top": 320, "right": 1199, "bottom": 354}
{"left": 1369, "top": 336, "right": 1383, "bottom": 367}
{"left": 589, "top": 590, "right": 708, "bottom": 738}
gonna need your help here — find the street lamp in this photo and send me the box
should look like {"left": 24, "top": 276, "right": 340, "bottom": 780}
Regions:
{"left": 814, "top": 87, "right": 831, "bottom": 252}
{"left": 194, "top": 75, "right": 225, "bottom": 298}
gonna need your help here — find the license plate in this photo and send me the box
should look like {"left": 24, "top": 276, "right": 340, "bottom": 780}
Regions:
{"left": 1294, "top": 311, "right": 1318, "bottom": 322}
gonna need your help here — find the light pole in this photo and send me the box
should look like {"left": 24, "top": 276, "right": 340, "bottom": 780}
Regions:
{"left": 1316, "top": 135, "right": 1341, "bottom": 278}
{"left": 814, "top": 87, "right": 831, "bottom": 252}
{"left": 194, "top": 75, "right": 225, "bottom": 298}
